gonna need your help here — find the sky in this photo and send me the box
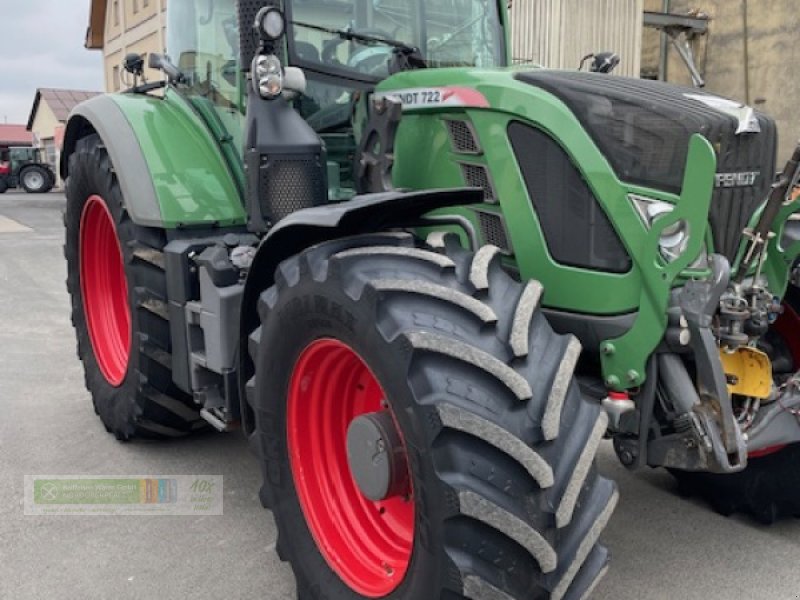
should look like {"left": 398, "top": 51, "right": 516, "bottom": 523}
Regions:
{"left": 0, "top": 0, "right": 103, "bottom": 125}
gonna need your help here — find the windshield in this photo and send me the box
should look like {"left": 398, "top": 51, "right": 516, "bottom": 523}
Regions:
{"left": 288, "top": 0, "right": 506, "bottom": 81}
{"left": 167, "top": 0, "right": 244, "bottom": 159}
{"left": 167, "top": 0, "right": 241, "bottom": 108}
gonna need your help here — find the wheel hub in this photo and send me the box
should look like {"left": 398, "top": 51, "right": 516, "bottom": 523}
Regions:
{"left": 347, "top": 410, "right": 410, "bottom": 502}
{"left": 25, "top": 171, "right": 44, "bottom": 189}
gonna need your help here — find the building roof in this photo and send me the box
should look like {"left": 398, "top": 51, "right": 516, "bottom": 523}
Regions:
{"left": 0, "top": 124, "right": 34, "bottom": 146}
{"left": 27, "top": 88, "right": 102, "bottom": 130}
{"left": 86, "top": 0, "right": 106, "bottom": 49}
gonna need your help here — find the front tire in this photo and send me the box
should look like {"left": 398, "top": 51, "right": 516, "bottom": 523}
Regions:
{"left": 673, "top": 443, "right": 800, "bottom": 524}
{"left": 247, "top": 233, "right": 617, "bottom": 599}
{"left": 64, "top": 134, "right": 203, "bottom": 439}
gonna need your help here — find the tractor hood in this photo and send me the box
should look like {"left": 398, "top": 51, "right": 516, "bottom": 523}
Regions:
{"left": 514, "top": 70, "right": 775, "bottom": 194}
{"left": 513, "top": 70, "right": 777, "bottom": 259}
{"left": 378, "top": 67, "right": 777, "bottom": 260}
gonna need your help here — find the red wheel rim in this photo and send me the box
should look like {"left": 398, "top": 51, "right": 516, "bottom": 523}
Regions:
{"left": 79, "top": 194, "right": 131, "bottom": 386}
{"left": 287, "top": 339, "right": 415, "bottom": 597}
{"left": 748, "top": 444, "right": 787, "bottom": 459}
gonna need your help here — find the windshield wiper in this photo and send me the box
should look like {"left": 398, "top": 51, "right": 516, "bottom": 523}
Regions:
{"left": 291, "top": 20, "right": 423, "bottom": 61}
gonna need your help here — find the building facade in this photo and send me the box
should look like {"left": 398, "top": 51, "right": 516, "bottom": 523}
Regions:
{"left": 642, "top": 0, "right": 800, "bottom": 163}
{"left": 27, "top": 89, "right": 101, "bottom": 185}
{"left": 86, "top": 0, "right": 168, "bottom": 92}
{"left": 510, "top": 0, "right": 644, "bottom": 78}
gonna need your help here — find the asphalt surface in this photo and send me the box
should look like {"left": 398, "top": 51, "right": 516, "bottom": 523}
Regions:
{"left": 2, "top": 191, "right": 800, "bottom": 600}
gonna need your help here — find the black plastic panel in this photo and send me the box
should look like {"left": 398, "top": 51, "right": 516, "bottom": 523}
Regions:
{"left": 508, "top": 121, "right": 631, "bottom": 273}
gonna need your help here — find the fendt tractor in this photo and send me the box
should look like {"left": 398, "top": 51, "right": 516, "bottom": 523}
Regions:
{"left": 60, "top": 0, "right": 800, "bottom": 598}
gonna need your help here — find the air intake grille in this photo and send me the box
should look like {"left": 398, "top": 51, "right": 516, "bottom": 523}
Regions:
{"left": 710, "top": 126, "right": 777, "bottom": 259}
{"left": 476, "top": 210, "right": 512, "bottom": 254}
{"left": 460, "top": 163, "right": 496, "bottom": 203}
{"left": 445, "top": 119, "right": 481, "bottom": 154}
{"left": 260, "top": 156, "right": 325, "bottom": 222}
{"left": 509, "top": 121, "right": 631, "bottom": 273}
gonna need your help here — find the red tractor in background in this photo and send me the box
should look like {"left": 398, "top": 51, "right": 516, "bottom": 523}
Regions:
{"left": 0, "top": 146, "right": 56, "bottom": 194}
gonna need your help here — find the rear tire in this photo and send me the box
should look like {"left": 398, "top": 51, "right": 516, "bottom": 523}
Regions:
{"left": 0, "top": 179, "right": 7, "bottom": 194}
{"left": 64, "top": 134, "right": 203, "bottom": 440}
{"left": 20, "top": 165, "right": 53, "bottom": 193}
{"left": 247, "top": 233, "right": 617, "bottom": 599}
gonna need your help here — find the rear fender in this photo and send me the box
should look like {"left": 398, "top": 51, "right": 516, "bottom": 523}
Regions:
{"left": 60, "top": 92, "right": 246, "bottom": 229}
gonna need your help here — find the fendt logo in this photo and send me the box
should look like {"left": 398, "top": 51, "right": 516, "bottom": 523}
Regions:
{"left": 715, "top": 171, "right": 760, "bottom": 188}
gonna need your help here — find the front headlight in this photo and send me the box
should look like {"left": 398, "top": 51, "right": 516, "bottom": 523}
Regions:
{"left": 630, "top": 195, "right": 698, "bottom": 264}
{"left": 252, "top": 54, "right": 283, "bottom": 99}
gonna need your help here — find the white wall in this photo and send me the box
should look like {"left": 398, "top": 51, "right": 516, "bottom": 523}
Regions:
{"left": 510, "top": 0, "right": 644, "bottom": 78}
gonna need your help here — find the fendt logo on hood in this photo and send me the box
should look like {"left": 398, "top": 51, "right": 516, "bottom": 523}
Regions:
{"left": 715, "top": 171, "right": 760, "bottom": 188}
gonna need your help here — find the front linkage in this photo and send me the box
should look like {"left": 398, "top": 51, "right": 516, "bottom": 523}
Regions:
{"left": 610, "top": 141, "right": 800, "bottom": 510}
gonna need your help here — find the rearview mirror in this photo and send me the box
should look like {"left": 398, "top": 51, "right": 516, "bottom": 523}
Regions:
{"left": 578, "top": 51, "right": 621, "bottom": 74}
{"left": 283, "top": 67, "right": 307, "bottom": 100}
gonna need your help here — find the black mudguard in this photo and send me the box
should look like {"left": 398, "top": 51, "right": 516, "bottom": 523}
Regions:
{"left": 238, "top": 186, "right": 482, "bottom": 392}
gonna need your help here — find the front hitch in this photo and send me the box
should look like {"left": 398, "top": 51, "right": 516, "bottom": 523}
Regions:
{"left": 647, "top": 255, "right": 749, "bottom": 473}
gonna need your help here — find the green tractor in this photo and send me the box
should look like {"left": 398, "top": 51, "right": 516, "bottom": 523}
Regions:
{"left": 61, "top": 0, "right": 800, "bottom": 597}
{"left": 0, "top": 146, "right": 56, "bottom": 194}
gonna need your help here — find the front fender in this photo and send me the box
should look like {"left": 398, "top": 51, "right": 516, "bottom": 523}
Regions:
{"left": 61, "top": 91, "right": 246, "bottom": 229}
{"left": 240, "top": 187, "right": 482, "bottom": 332}
{"left": 238, "top": 188, "right": 482, "bottom": 425}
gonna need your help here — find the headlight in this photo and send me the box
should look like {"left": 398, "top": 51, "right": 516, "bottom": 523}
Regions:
{"left": 252, "top": 54, "right": 283, "bottom": 99}
{"left": 255, "top": 6, "right": 286, "bottom": 41}
{"left": 629, "top": 195, "right": 696, "bottom": 264}
{"left": 255, "top": 54, "right": 281, "bottom": 78}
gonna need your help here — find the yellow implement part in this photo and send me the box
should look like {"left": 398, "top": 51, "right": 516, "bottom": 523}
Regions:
{"left": 719, "top": 346, "right": 773, "bottom": 399}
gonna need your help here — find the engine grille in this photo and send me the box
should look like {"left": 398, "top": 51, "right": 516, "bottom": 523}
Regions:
{"left": 445, "top": 119, "right": 481, "bottom": 154}
{"left": 259, "top": 155, "right": 326, "bottom": 222}
{"left": 515, "top": 70, "right": 777, "bottom": 261}
{"left": 710, "top": 126, "right": 777, "bottom": 259}
{"left": 460, "top": 163, "right": 497, "bottom": 203}
{"left": 509, "top": 121, "right": 631, "bottom": 273}
{"left": 475, "top": 209, "right": 513, "bottom": 254}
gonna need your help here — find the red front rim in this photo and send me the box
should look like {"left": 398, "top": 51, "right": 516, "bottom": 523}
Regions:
{"left": 287, "top": 339, "right": 415, "bottom": 597}
{"left": 79, "top": 195, "right": 131, "bottom": 386}
{"left": 748, "top": 444, "right": 787, "bottom": 459}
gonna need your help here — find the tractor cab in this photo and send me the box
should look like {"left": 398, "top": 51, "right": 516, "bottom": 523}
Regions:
{"left": 166, "top": 0, "right": 507, "bottom": 106}
{"left": 164, "top": 0, "right": 508, "bottom": 201}
{"left": 1, "top": 146, "right": 41, "bottom": 171}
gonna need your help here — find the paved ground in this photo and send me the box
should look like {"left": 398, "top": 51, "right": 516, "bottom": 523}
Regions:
{"left": 2, "top": 191, "right": 800, "bottom": 600}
